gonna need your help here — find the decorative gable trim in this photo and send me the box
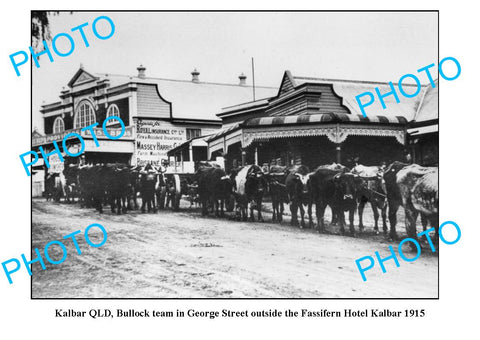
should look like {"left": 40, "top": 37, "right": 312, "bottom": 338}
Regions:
{"left": 67, "top": 68, "right": 99, "bottom": 88}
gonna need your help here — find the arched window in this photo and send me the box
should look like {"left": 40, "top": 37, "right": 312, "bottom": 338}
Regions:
{"left": 74, "top": 101, "right": 96, "bottom": 128}
{"left": 53, "top": 117, "right": 65, "bottom": 134}
{"left": 105, "top": 104, "right": 120, "bottom": 126}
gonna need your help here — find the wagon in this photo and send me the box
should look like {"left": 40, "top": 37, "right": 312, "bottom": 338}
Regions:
{"left": 160, "top": 172, "right": 195, "bottom": 211}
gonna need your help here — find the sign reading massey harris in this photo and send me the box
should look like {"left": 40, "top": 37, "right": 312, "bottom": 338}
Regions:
{"left": 135, "top": 119, "right": 186, "bottom": 166}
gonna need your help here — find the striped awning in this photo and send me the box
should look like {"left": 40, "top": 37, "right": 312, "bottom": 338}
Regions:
{"left": 243, "top": 113, "right": 407, "bottom": 127}
{"left": 207, "top": 122, "right": 241, "bottom": 142}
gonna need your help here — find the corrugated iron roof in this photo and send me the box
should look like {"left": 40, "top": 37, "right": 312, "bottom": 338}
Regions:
{"left": 206, "top": 122, "right": 241, "bottom": 142}
{"left": 216, "top": 72, "right": 434, "bottom": 122}
{"left": 293, "top": 75, "right": 428, "bottom": 121}
{"left": 95, "top": 73, "right": 277, "bottom": 121}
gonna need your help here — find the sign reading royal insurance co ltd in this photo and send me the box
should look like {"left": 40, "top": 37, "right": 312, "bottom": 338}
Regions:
{"left": 134, "top": 118, "right": 186, "bottom": 166}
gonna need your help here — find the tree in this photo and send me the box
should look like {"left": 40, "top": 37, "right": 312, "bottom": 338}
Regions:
{"left": 32, "top": 11, "right": 52, "bottom": 52}
{"left": 31, "top": 11, "right": 70, "bottom": 53}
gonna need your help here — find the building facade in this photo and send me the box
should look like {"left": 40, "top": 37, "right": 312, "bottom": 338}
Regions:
{"left": 33, "top": 65, "right": 277, "bottom": 178}
{"left": 207, "top": 71, "right": 438, "bottom": 172}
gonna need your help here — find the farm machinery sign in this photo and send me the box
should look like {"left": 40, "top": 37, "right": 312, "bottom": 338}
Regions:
{"left": 135, "top": 119, "right": 186, "bottom": 166}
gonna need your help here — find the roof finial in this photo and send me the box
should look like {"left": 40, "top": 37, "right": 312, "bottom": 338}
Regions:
{"left": 80, "top": 63, "right": 84, "bottom": 69}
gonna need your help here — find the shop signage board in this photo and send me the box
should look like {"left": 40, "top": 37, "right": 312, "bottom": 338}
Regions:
{"left": 135, "top": 119, "right": 186, "bottom": 166}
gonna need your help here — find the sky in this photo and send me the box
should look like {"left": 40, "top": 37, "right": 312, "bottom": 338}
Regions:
{"left": 31, "top": 11, "right": 438, "bottom": 133}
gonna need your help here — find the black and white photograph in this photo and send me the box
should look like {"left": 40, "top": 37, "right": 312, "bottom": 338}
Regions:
{"left": 29, "top": 11, "right": 439, "bottom": 299}
{"left": 4, "top": 1, "right": 480, "bottom": 338}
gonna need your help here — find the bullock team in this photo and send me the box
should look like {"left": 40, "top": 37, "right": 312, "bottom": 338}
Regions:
{"left": 50, "top": 159, "right": 438, "bottom": 243}
{"left": 55, "top": 163, "right": 182, "bottom": 214}
{"left": 187, "top": 160, "right": 438, "bottom": 243}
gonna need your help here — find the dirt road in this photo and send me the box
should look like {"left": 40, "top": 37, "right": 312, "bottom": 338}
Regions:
{"left": 31, "top": 199, "right": 438, "bottom": 298}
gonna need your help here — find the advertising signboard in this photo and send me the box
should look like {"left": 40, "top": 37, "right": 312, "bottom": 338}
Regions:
{"left": 135, "top": 118, "right": 186, "bottom": 166}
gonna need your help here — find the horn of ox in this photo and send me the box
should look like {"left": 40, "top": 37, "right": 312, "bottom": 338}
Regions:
{"left": 269, "top": 172, "right": 285, "bottom": 177}
{"left": 355, "top": 175, "right": 381, "bottom": 181}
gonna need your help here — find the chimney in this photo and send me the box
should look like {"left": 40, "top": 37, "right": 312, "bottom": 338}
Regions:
{"left": 238, "top": 72, "right": 247, "bottom": 86}
{"left": 137, "top": 64, "right": 146, "bottom": 79}
{"left": 191, "top": 68, "right": 200, "bottom": 82}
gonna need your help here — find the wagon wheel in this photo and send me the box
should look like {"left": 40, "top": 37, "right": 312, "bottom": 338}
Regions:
{"left": 172, "top": 174, "right": 182, "bottom": 211}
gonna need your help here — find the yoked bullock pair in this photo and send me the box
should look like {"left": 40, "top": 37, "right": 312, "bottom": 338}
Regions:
{"left": 55, "top": 160, "right": 438, "bottom": 242}
{"left": 195, "top": 161, "right": 438, "bottom": 241}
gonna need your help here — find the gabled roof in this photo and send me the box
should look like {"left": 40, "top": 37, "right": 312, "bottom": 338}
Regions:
{"left": 290, "top": 73, "right": 429, "bottom": 121}
{"left": 217, "top": 70, "right": 438, "bottom": 124}
{"left": 276, "top": 70, "right": 297, "bottom": 97}
{"left": 95, "top": 73, "right": 278, "bottom": 121}
{"left": 68, "top": 68, "right": 99, "bottom": 88}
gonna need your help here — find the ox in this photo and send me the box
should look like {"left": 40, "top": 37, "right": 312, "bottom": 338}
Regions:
{"left": 196, "top": 165, "right": 233, "bottom": 217}
{"left": 265, "top": 165, "right": 289, "bottom": 222}
{"left": 44, "top": 173, "right": 63, "bottom": 202}
{"left": 75, "top": 163, "right": 131, "bottom": 214}
{"left": 285, "top": 165, "right": 313, "bottom": 228}
{"left": 309, "top": 168, "right": 359, "bottom": 235}
{"left": 351, "top": 164, "right": 388, "bottom": 234}
{"left": 232, "top": 165, "right": 267, "bottom": 222}
{"left": 313, "top": 163, "right": 349, "bottom": 226}
{"left": 77, "top": 164, "right": 107, "bottom": 213}
{"left": 383, "top": 161, "right": 438, "bottom": 241}
{"left": 397, "top": 164, "right": 438, "bottom": 241}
